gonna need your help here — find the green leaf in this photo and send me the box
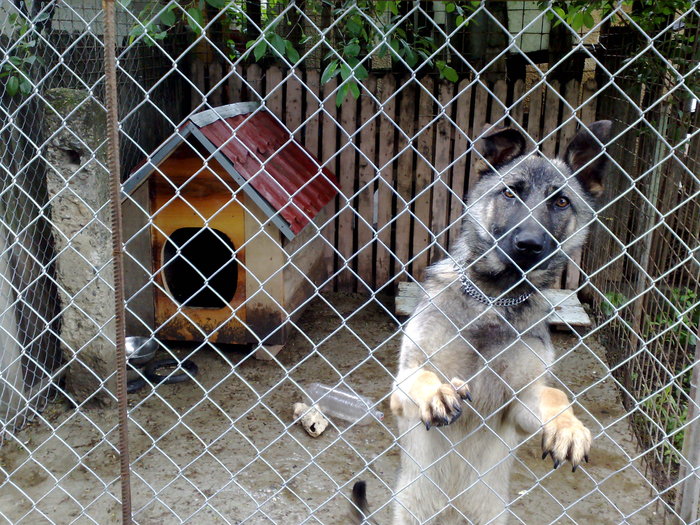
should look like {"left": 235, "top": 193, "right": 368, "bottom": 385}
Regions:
{"left": 206, "top": 0, "right": 227, "bottom": 7}
{"left": 442, "top": 65, "right": 458, "bottom": 82}
{"left": 348, "top": 81, "right": 360, "bottom": 100}
{"left": 344, "top": 42, "right": 361, "bottom": 58}
{"left": 571, "top": 11, "right": 584, "bottom": 31}
{"left": 321, "top": 60, "right": 339, "bottom": 84}
{"left": 160, "top": 8, "right": 176, "bottom": 27}
{"left": 186, "top": 7, "right": 205, "bottom": 34}
{"left": 6, "top": 76, "right": 19, "bottom": 97}
{"left": 336, "top": 82, "right": 349, "bottom": 106}
{"left": 583, "top": 12, "right": 595, "bottom": 29}
{"left": 19, "top": 78, "right": 31, "bottom": 95}
{"left": 340, "top": 63, "right": 352, "bottom": 81}
{"left": 446, "top": 3, "right": 456, "bottom": 13}
{"left": 270, "top": 34, "right": 286, "bottom": 56}
{"left": 285, "top": 40, "right": 300, "bottom": 64}
{"left": 456, "top": 15, "right": 465, "bottom": 26}
{"left": 34, "top": 11, "right": 50, "bottom": 23}
{"left": 346, "top": 18, "right": 362, "bottom": 35}
{"left": 254, "top": 40, "right": 268, "bottom": 61}
{"left": 354, "top": 63, "right": 369, "bottom": 81}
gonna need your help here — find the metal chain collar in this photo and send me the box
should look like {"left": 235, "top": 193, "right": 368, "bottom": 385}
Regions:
{"left": 456, "top": 267, "right": 533, "bottom": 307}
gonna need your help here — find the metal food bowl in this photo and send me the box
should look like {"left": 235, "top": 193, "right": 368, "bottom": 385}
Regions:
{"left": 125, "top": 336, "right": 158, "bottom": 365}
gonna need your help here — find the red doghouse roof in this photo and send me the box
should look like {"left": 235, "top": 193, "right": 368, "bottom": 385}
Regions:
{"left": 122, "top": 102, "right": 338, "bottom": 240}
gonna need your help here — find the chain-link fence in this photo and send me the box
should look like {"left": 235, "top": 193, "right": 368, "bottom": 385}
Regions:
{"left": 0, "top": 1, "right": 699, "bottom": 524}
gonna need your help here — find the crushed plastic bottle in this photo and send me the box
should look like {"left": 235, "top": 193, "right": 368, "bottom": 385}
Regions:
{"left": 306, "top": 383, "right": 384, "bottom": 426}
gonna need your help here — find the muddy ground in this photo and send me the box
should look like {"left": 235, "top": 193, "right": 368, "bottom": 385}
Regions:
{"left": 1, "top": 293, "right": 663, "bottom": 524}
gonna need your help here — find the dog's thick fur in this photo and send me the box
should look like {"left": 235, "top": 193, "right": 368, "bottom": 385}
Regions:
{"left": 350, "top": 121, "right": 611, "bottom": 525}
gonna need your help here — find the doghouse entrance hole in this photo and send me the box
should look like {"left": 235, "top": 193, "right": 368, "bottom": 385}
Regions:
{"left": 163, "top": 227, "right": 238, "bottom": 308}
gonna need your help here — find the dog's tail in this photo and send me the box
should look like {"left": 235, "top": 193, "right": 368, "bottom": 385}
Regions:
{"left": 349, "top": 480, "right": 378, "bottom": 524}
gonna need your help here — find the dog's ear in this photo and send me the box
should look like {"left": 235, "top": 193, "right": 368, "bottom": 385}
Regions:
{"left": 477, "top": 125, "right": 526, "bottom": 169}
{"left": 564, "top": 120, "right": 612, "bottom": 198}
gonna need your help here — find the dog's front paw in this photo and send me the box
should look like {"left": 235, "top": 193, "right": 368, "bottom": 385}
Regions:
{"left": 419, "top": 378, "right": 471, "bottom": 430}
{"left": 541, "top": 414, "right": 591, "bottom": 471}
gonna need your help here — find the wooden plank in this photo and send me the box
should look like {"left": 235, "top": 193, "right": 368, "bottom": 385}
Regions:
{"left": 208, "top": 61, "right": 223, "bottom": 107}
{"left": 321, "top": 78, "right": 338, "bottom": 291}
{"left": 413, "top": 76, "right": 435, "bottom": 281}
{"left": 265, "top": 65, "right": 284, "bottom": 117}
{"left": 448, "top": 78, "right": 472, "bottom": 251}
{"left": 228, "top": 64, "right": 244, "bottom": 103}
{"left": 491, "top": 79, "right": 508, "bottom": 126}
{"left": 564, "top": 80, "right": 597, "bottom": 291}
{"left": 337, "top": 87, "right": 358, "bottom": 291}
{"left": 285, "top": 70, "right": 303, "bottom": 141}
{"left": 541, "top": 79, "right": 561, "bottom": 158}
{"left": 304, "top": 69, "right": 321, "bottom": 158}
{"left": 527, "top": 82, "right": 544, "bottom": 149}
{"left": 191, "top": 59, "right": 205, "bottom": 111}
{"left": 375, "top": 75, "right": 397, "bottom": 289}
{"left": 511, "top": 78, "right": 525, "bottom": 129}
{"left": 394, "top": 79, "right": 416, "bottom": 283}
{"left": 430, "top": 80, "right": 454, "bottom": 264}
{"left": 558, "top": 79, "right": 581, "bottom": 157}
{"left": 245, "top": 63, "right": 263, "bottom": 102}
{"left": 395, "top": 282, "right": 591, "bottom": 330}
{"left": 357, "top": 76, "right": 378, "bottom": 289}
{"left": 469, "top": 81, "right": 490, "bottom": 191}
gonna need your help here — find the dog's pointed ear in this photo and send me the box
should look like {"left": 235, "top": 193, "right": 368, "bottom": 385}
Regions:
{"left": 564, "top": 120, "right": 612, "bottom": 198}
{"left": 477, "top": 125, "right": 526, "bottom": 169}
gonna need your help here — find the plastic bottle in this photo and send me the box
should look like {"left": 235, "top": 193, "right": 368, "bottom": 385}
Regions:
{"left": 305, "top": 383, "right": 384, "bottom": 425}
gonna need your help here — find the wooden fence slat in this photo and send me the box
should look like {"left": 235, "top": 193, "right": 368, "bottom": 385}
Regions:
{"left": 337, "top": 89, "right": 358, "bottom": 290}
{"left": 565, "top": 79, "right": 598, "bottom": 290}
{"left": 541, "top": 79, "right": 561, "bottom": 157}
{"left": 245, "top": 63, "right": 263, "bottom": 102}
{"left": 304, "top": 70, "right": 321, "bottom": 158}
{"left": 413, "top": 77, "right": 435, "bottom": 281}
{"left": 430, "top": 80, "right": 454, "bottom": 264}
{"left": 511, "top": 78, "right": 525, "bottom": 129}
{"left": 191, "top": 59, "right": 205, "bottom": 111}
{"left": 469, "top": 81, "right": 490, "bottom": 191}
{"left": 228, "top": 64, "right": 244, "bottom": 103}
{"left": 321, "top": 78, "right": 338, "bottom": 292}
{"left": 208, "top": 61, "right": 223, "bottom": 107}
{"left": 491, "top": 79, "right": 508, "bottom": 125}
{"left": 357, "top": 77, "right": 378, "bottom": 289}
{"left": 285, "top": 70, "right": 303, "bottom": 141}
{"left": 559, "top": 79, "right": 581, "bottom": 156}
{"left": 449, "top": 78, "right": 472, "bottom": 251}
{"left": 527, "top": 82, "right": 544, "bottom": 148}
{"left": 376, "top": 75, "right": 397, "bottom": 289}
{"left": 394, "top": 79, "right": 416, "bottom": 282}
{"left": 265, "top": 66, "right": 284, "bottom": 117}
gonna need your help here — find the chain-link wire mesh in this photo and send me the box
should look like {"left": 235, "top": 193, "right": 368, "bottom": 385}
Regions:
{"left": 0, "top": 1, "right": 699, "bottom": 523}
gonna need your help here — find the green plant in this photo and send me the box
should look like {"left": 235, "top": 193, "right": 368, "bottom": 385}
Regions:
{"left": 641, "top": 384, "right": 689, "bottom": 465}
{"left": 601, "top": 291, "right": 628, "bottom": 318}
{"left": 1, "top": 11, "right": 47, "bottom": 97}
{"left": 645, "top": 288, "right": 699, "bottom": 348}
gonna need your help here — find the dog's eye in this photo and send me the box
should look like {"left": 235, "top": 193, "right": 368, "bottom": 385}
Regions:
{"left": 502, "top": 188, "right": 516, "bottom": 199}
{"left": 554, "top": 196, "right": 570, "bottom": 208}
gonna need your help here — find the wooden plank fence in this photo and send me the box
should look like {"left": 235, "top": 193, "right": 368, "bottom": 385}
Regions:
{"left": 194, "top": 62, "right": 598, "bottom": 292}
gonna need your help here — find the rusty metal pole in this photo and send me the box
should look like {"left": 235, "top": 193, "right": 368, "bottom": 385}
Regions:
{"left": 102, "top": 1, "right": 132, "bottom": 523}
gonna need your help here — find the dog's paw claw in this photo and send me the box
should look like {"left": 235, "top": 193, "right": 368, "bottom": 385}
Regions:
{"left": 419, "top": 379, "right": 469, "bottom": 430}
{"left": 541, "top": 415, "right": 592, "bottom": 471}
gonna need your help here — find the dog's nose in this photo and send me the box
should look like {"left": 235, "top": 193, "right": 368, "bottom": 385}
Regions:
{"left": 513, "top": 233, "right": 545, "bottom": 255}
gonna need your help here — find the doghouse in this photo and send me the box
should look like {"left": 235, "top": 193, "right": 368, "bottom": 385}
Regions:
{"left": 121, "top": 102, "right": 338, "bottom": 351}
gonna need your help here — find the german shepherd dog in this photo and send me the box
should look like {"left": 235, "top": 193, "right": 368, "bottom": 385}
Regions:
{"left": 350, "top": 120, "right": 611, "bottom": 524}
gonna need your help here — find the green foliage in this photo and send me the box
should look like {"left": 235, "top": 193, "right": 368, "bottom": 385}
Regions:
{"left": 645, "top": 288, "right": 699, "bottom": 348}
{"left": 601, "top": 291, "right": 628, "bottom": 318}
{"left": 1, "top": 12, "right": 45, "bottom": 98}
{"left": 640, "top": 383, "right": 689, "bottom": 465}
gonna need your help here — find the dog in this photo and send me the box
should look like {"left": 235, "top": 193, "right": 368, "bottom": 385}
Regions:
{"left": 350, "top": 120, "right": 611, "bottom": 524}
